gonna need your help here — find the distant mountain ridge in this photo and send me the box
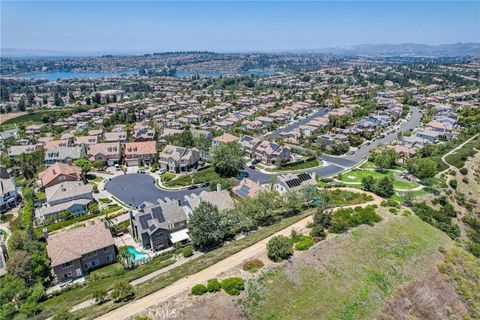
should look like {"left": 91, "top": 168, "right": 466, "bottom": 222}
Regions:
{"left": 310, "top": 43, "right": 480, "bottom": 57}
{"left": 2, "top": 43, "right": 479, "bottom": 58}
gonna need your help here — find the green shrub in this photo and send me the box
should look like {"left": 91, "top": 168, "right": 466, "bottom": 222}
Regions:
{"left": 206, "top": 279, "right": 222, "bottom": 292}
{"left": 242, "top": 259, "right": 264, "bottom": 273}
{"left": 99, "top": 198, "right": 112, "bottom": 203}
{"left": 267, "top": 236, "right": 293, "bottom": 262}
{"left": 110, "top": 280, "right": 134, "bottom": 302}
{"left": 191, "top": 284, "right": 207, "bottom": 296}
{"left": 309, "top": 225, "right": 326, "bottom": 239}
{"left": 295, "top": 236, "right": 315, "bottom": 251}
{"left": 449, "top": 179, "right": 458, "bottom": 189}
{"left": 459, "top": 168, "right": 468, "bottom": 175}
{"left": 221, "top": 277, "right": 245, "bottom": 295}
{"left": 182, "top": 247, "right": 194, "bottom": 258}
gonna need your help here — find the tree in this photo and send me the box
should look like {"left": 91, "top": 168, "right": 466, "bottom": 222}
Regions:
{"left": 53, "top": 93, "right": 63, "bottom": 106}
{"left": 313, "top": 207, "right": 332, "bottom": 230}
{"left": 118, "top": 246, "right": 135, "bottom": 269}
{"left": 406, "top": 158, "right": 437, "bottom": 179}
{"left": 267, "top": 236, "right": 293, "bottom": 262}
{"left": 93, "top": 288, "right": 108, "bottom": 304}
{"left": 7, "top": 250, "right": 34, "bottom": 284}
{"left": 74, "top": 157, "right": 92, "bottom": 175}
{"left": 187, "top": 202, "right": 229, "bottom": 249}
{"left": 361, "top": 175, "right": 376, "bottom": 192}
{"left": 211, "top": 141, "right": 246, "bottom": 177}
{"left": 374, "top": 177, "right": 394, "bottom": 198}
{"left": 110, "top": 280, "right": 134, "bottom": 302}
{"left": 373, "top": 149, "right": 397, "bottom": 170}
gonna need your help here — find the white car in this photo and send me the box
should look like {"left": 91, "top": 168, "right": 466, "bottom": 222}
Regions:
{"left": 157, "top": 168, "right": 167, "bottom": 174}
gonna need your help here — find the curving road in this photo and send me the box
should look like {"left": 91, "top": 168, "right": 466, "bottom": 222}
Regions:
{"left": 106, "top": 107, "right": 421, "bottom": 204}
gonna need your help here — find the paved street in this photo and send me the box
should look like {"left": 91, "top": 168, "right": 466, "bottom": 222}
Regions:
{"left": 270, "top": 108, "right": 327, "bottom": 137}
{"left": 104, "top": 107, "right": 421, "bottom": 204}
{"left": 104, "top": 173, "right": 207, "bottom": 206}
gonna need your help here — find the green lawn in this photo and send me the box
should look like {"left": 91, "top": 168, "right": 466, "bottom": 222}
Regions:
{"left": 248, "top": 214, "right": 451, "bottom": 320}
{"left": 265, "top": 159, "right": 320, "bottom": 172}
{"left": 1, "top": 108, "right": 73, "bottom": 128}
{"left": 339, "top": 170, "right": 419, "bottom": 190}
{"left": 167, "top": 167, "right": 219, "bottom": 187}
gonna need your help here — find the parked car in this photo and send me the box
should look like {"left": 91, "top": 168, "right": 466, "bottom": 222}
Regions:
{"left": 157, "top": 168, "right": 166, "bottom": 174}
{"left": 237, "top": 171, "right": 250, "bottom": 180}
{"left": 188, "top": 185, "right": 199, "bottom": 190}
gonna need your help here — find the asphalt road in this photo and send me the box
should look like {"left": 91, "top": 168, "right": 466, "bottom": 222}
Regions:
{"left": 106, "top": 106, "right": 421, "bottom": 204}
{"left": 104, "top": 173, "right": 207, "bottom": 206}
{"left": 270, "top": 108, "right": 327, "bottom": 138}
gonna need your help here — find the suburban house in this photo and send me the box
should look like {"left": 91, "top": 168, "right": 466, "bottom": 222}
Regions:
{"left": 232, "top": 178, "right": 266, "bottom": 199}
{"left": 44, "top": 146, "right": 85, "bottom": 166}
{"left": 124, "top": 141, "right": 157, "bottom": 166}
{"left": 46, "top": 221, "right": 116, "bottom": 282}
{"left": 38, "top": 162, "right": 83, "bottom": 189}
{"left": 239, "top": 135, "right": 291, "bottom": 165}
{"left": 183, "top": 189, "right": 235, "bottom": 215}
{"left": 130, "top": 198, "right": 189, "bottom": 251}
{"left": 253, "top": 140, "right": 291, "bottom": 165}
{"left": 273, "top": 172, "right": 317, "bottom": 195}
{"left": 104, "top": 131, "right": 127, "bottom": 144}
{"left": 133, "top": 124, "right": 155, "bottom": 141}
{"left": 35, "top": 181, "right": 93, "bottom": 221}
{"left": 212, "top": 133, "right": 239, "bottom": 148}
{"left": 158, "top": 145, "right": 201, "bottom": 173}
{"left": 44, "top": 139, "right": 72, "bottom": 151}
{"left": 7, "top": 145, "right": 37, "bottom": 159}
{"left": 0, "top": 167, "right": 20, "bottom": 211}
{"left": 87, "top": 142, "right": 122, "bottom": 166}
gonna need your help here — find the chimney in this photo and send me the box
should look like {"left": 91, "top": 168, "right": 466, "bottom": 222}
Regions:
{"left": 216, "top": 183, "right": 221, "bottom": 192}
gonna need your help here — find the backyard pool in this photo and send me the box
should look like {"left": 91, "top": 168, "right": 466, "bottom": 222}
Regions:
{"left": 127, "top": 246, "right": 149, "bottom": 261}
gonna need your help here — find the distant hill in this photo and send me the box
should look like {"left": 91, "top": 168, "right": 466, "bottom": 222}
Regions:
{"left": 312, "top": 43, "right": 480, "bottom": 57}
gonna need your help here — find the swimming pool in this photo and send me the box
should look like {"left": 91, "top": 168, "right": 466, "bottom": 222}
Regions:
{"left": 127, "top": 246, "right": 149, "bottom": 261}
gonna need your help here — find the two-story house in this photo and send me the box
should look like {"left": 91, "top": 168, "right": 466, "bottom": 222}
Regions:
{"left": 46, "top": 221, "right": 116, "bottom": 282}
{"left": 158, "top": 145, "right": 201, "bottom": 173}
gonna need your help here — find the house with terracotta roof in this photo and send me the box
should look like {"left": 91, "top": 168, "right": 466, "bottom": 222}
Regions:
{"left": 212, "top": 133, "right": 239, "bottom": 148}
{"left": 124, "top": 141, "right": 157, "bottom": 166}
{"left": 46, "top": 220, "right": 116, "bottom": 282}
{"left": 38, "top": 162, "right": 83, "bottom": 189}
{"left": 44, "top": 139, "right": 71, "bottom": 151}
{"left": 87, "top": 142, "right": 121, "bottom": 166}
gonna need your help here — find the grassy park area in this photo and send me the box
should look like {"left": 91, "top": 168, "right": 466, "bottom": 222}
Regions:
{"left": 339, "top": 170, "right": 419, "bottom": 190}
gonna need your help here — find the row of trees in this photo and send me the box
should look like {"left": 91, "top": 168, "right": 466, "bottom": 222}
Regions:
{"left": 1, "top": 189, "right": 52, "bottom": 319}
{"left": 188, "top": 187, "right": 314, "bottom": 250}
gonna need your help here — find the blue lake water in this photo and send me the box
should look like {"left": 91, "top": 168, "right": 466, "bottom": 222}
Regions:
{"left": 19, "top": 71, "right": 139, "bottom": 81}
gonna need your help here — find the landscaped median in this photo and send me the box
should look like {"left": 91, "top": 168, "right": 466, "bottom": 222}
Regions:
{"left": 161, "top": 166, "right": 219, "bottom": 188}
{"left": 263, "top": 158, "right": 321, "bottom": 173}
{"left": 337, "top": 169, "right": 420, "bottom": 190}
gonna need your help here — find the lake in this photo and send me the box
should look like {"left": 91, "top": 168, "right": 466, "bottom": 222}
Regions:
{"left": 16, "top": 69, "right": 275, "bottom": 81}
{"left": 18, "top": 70, "right": 139, "bottom": 81}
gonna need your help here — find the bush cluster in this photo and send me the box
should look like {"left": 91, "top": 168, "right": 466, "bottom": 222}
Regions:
{"left": 242, "top": 259, "right": 264, "bottom": 273}
{"left": 413, "top": 203, "right": 460, "bottom": 239}
{"left": 221, "top": 277, "right": 245, "bottom": 295}
{"left": 182, "top": 247, "right": 193, "bottom": 258}
{"left": 191, "top": 284, "right": 207, "bottom": 296}
{"left": 294, "top": 236, "right": 315, "bottom": 251}
{"left": 191, "top": 277, "right": 245, "bottom": 296}
{"left": 330, "top": 205, "right": 382, "bottom": 234}
{"left": 267, "top": 236, "right": 293, "bottom": 262}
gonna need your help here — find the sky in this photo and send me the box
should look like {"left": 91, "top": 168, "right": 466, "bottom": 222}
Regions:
{"left": 1, "top": 1, "right": 479, "bottom": 54}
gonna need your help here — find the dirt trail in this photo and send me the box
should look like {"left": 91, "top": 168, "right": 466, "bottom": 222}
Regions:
{"left": 95, "top": 188, "right": 381, "bottom": 320}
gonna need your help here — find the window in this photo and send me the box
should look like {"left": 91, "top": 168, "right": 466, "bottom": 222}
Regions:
{"left": 106, "top": 255, "right": 111, "bottom": 261}
{"left": 62, "top": 261, "right": 73, "bottom": 268}
{"left": 64, "top": 272, "right": 72, "bottom": 279}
